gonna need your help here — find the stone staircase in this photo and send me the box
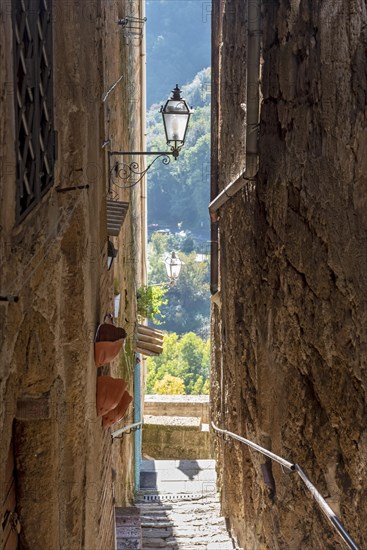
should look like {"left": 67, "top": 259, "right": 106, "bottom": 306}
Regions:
{"left": 115, "top": 460, "right": 240, "bottom": 549}
{"left": 136, "top": 459, "right": 239, "bottom": 549}
{"left": 136, "top": 493, "right": 237, "bottom": 549}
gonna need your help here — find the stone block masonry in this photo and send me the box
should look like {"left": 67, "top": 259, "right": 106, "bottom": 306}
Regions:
{"left": 0, "top": 0, "right": 146, "bottom": 548}
{"left": 211, "top": 0, "right": 367, "bottom": 549}
{"left": 144, "top": 394, "right": 209, "bottom": 423}
{"left": 143, "top": 415, "right": 212, "bottom": 460}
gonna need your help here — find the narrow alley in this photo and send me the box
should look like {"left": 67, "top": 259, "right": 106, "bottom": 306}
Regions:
{"left": 1, "top": 0, "right": 366, "bottom": 549}
{"left": 116, "top": 459, "right": 239, "bottom": 549}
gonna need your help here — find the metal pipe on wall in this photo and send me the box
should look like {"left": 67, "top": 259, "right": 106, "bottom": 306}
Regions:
{"left": 134, "top": 355, "right": 142, "bottom": 491}
{"left": 134, "top": 0, "right": 147, "bottom": 493}
{"left": 209, "top": 0, "right": 221, "bottom": 296}
{"left": 209, "top": 0, "right": 261, "bottom": 217}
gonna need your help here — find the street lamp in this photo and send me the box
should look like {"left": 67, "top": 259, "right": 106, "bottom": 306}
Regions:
{"left": 165, "top": 251, "right": 182, "bottom": 285}
{"left": 108, "top": 85, "right": 192, "bottom": 189}
{"left": 150, "top": 251, "right": 183, "bottom": 287}
{"left": 161, "top": 85, "right": 192, "bottom": 159}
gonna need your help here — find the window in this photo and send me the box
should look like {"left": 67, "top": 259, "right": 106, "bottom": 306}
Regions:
{"left": 13, "top": 0, "right": 55, "bottom": 221}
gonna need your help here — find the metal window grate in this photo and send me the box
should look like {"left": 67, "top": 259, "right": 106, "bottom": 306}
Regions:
{"left": 12, "top": 0, "right": 55, "bottom": 222}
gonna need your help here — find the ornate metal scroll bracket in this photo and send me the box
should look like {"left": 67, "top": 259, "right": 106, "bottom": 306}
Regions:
{"left": 108, "top": 151, "right": 175, "bottom": 190}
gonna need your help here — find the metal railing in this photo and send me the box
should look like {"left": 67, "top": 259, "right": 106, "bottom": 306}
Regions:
{"left": 111, "top": 421, "right": 142, "bottom": 439}
{"left": 211, "top": 422, "right": 360, "bottom": 550}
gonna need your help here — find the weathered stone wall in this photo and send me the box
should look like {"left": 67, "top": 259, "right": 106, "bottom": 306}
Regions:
{"left": 143, "top": 416, "right": 212, "bottom": 460}
{"left": 0, "top": 0, "right": 145, "bottom": 548}
{"left": 212, "top": 1, "right": 367, "bottom": 549}
{"left": 144, "top": 395, "right": 210, "bottom": 423}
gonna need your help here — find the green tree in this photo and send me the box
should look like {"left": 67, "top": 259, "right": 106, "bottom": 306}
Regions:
{"left": 158, "top": 252, "right": 210, "bottom": 335}
{"left": 146, "top": 3, "right": 210, "bottom": 107}
{"left": 146, "top": 332, "right": 180, "bottom": 392}
{"left": 192, "top": 376, "right": 205, "bottom": 395}
{"left": 137, "top": 285, "right": 168, "bottom": 324}
{"left": 146, "top": 332, "right": 210, "bottom": 395}
{"left": 147, "top": 69, "right": 211, "bottom": 235}
{"left": 176, "top": 332, "right": 209, "bottom": 393}
{"left": 153, "top": 374, "right": 185, "bottom": 395}
{"left": 147, "top": 232, "right": 210, "bottom": 335}
{"left": 148, "top": 233, "right": 170, "bottom": 285}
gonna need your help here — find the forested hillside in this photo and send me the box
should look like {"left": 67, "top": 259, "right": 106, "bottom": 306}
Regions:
{"left": 147, "top": 67, "right": 211, "bottom": 235}
{"left": 146, "top": 3, "right": 211, "bottom": 395}
{"left": 146, "top": 0, "right": 211, "bottom": 107}
{"left": 148, "top": 232, "right": 210, "bottom": 336}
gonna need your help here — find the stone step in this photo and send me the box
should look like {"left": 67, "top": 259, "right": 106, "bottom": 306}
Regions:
{"left": 141, "top": 514, "right": 228, "bottom": 526}
{"left": 142, "top": 527, "right": 173, "bottom": 538}
{"left": 137, "top": 460, "right": 236, "bottom": 550}
{"left": 143, "top": 528, "right": 231, "bottom": 536}
{"left": 140, "top": 514, "right": 226, "bottom": 524}
{"left": 136, "top": 491, "right": 219, "bottom": 501}
{"left": 143, "top": 537, "right": 236, "bottom": 549}
{"left": 115, "top": 507, "right": 142, "bottom": 549}
{"left": 141, "top": 459, "right": 216, "bottom": 471}
{"left": 142, "top": 544, "right": 235, "bottom": 549}
{"left": 167, "top": 544, "right": 235, "bottom": 550}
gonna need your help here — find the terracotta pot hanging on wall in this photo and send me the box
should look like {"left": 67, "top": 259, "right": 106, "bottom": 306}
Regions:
{"left": 102, "top": 390, "right": 133, "bottom": 428}
{"left": 94, "top": 323, "right": 127, "bottom": 367}
{"left": 96, "top": 376, "right": 127, "bottom": 417}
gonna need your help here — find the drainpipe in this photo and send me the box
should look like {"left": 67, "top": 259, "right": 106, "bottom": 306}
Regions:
{"left": 134, "top": 354, "right": 142, "bottom": 491}
{"left": 209, "top": 0, "right": 261, "bottom": 219}
{"left": 134, "top": 0, "right": 146, "bottom": 493}
{"left": 209, "top": 0, "right": 261, "bottom": 429}
{"left": 209, "top": 0, "right": 221, "bottom": 296}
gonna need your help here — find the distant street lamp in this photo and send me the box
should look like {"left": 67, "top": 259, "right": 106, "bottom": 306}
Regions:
{"left": 165, "top": 251, "right": 182, "bottom": 285}
{"left": 150, "top": 251, "right": 183, "bottom": 287}
{"left": 108, "top": 85, "right": 192, "bottom": 188}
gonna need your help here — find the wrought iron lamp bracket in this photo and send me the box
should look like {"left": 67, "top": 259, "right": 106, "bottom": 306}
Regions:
{"left": 108, "top": 149, "right": 180, "bottom": 190}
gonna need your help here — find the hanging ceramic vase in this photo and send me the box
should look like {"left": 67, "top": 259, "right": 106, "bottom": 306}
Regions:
{"left": 94, "top": 323, "right": 127, "bottom": 367}
{"left": 96, "top": 376, "right": 127, "bottom": 417}
{"left": 102, "top": 390, "right": 133, "bottom": 428}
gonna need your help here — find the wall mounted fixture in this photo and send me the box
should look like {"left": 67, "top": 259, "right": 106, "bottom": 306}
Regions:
{"left": 118, "top": 16, "right": 147, "bottom": 41}
{"left": 165, "top": 251, "right": 182, "bottom": 285}
{"left": 150, "top": 251, "right": 183, "bottom": 288}
{"left": 107, "top": 239, "right": 118, "bottom": 271}
{"left": 108, "top": 85, "right": 192, "bottom": 189}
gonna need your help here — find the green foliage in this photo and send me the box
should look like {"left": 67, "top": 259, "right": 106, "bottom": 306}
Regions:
{"left": 136, "top": 285, "right": 168, "bottom": 324}
{"left": 153, "top": 374, "right": 185, "bottom": 395}
{"left": 145, "top": 12, "right": 211, "bottom": 396}
{"left": 146, "top": 2, "right": 210, "bottom": 107}
{"left": 148, "top": 233, "right": 210, "bottom": 336}
{"left": 147, "top": 69, "right": 211, "bottom": 235}
{"left": 146, "top": 332, "right": 210, "bottom": 395}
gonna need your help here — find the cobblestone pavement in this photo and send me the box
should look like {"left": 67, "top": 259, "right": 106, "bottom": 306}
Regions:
{"left": 135, "top": 460, "right": 240, "bottom": 549}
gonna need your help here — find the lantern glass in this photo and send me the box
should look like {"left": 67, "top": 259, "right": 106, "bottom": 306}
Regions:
{"left": 161, "top": 86, "right": 191, "bottom": 150}
{"left": 165, "top": 251, "right": 182, "bottom": 281}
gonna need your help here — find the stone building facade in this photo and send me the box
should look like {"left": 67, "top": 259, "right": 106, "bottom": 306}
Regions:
{"left": 211, "top": 1, "right": 367, "bottom": 549}
{"left": 0, "top": 0, "right": 146, "bottom": 548}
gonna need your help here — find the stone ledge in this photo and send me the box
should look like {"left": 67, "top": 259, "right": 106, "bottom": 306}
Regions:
{"left": 145, "top": 395, "right": 209, "bottom": 403}
{"left": 142, "top": 419, "right": 213, "bottom": 460}
{"left": 144, "top": 396, "right": 209, "bottom": 423}
{"left": 144, "top": 415, "right": 201, "bottom": 428}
